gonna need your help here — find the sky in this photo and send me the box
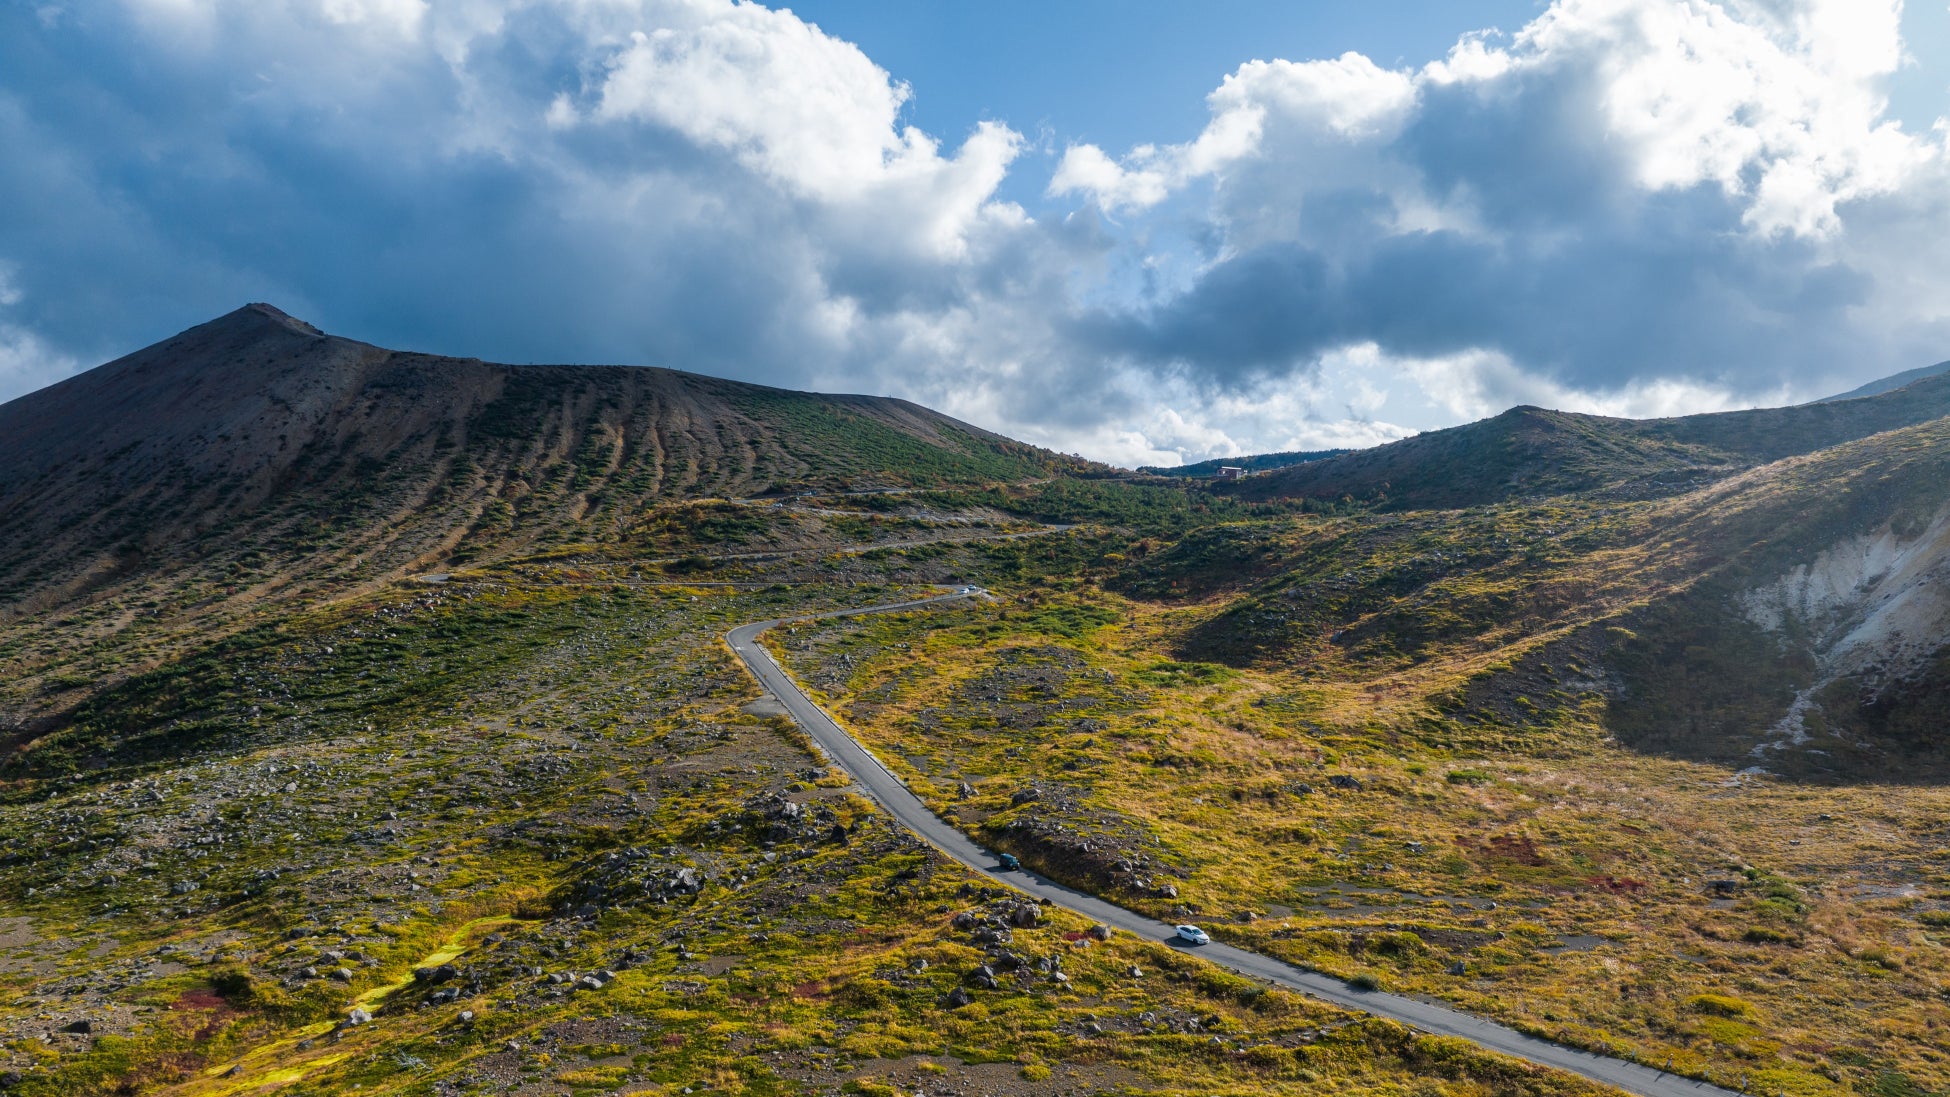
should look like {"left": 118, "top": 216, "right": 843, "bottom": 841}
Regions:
{"left": 3, "top": 1, "right": 1950, "bottom": 467}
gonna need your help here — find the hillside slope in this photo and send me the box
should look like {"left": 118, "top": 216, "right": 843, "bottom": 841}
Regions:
{"left": 1227, "top": 371, "right": 1950, "bottom": 509}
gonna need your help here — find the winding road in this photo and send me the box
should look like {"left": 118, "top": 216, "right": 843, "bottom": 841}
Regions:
{"left": 726, "top": 590, "right": 1742, "bottom": 1097}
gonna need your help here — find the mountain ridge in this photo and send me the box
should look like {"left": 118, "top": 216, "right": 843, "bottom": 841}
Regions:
{"left": 1221, "top": 370, "right": 1950, "bottom": 509}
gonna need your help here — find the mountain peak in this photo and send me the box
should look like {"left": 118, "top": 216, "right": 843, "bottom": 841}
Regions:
{"left": 215, "top": 301, "right": 327, "bottom": 339}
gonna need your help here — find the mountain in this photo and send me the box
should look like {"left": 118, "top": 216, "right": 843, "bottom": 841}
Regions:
{"left": 1815, "top": 359, "right": 1950, "bottom": 402}
{"left": 1223, "top": 369, "right": 1950, "bottom": 509}
{"left": 0, "top": 304, "right": 1079, "bottom": 622}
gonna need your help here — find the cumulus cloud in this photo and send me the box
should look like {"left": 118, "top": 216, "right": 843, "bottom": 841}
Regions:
{"left": 1, "top": 0, "right": 1948, "bottom": 468}
{"left": 1040, "top": 0, "right": 1950, "bottom": 448}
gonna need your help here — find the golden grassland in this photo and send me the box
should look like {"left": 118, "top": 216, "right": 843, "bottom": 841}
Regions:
{"left": 770, "top": 528, "right": 1950, "bottom": 1097}
{"left": 0, "top": 546, "right": 1617, "bottom": 1097}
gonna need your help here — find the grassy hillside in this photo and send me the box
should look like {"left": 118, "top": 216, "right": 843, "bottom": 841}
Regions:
{"left": 1140, "top": 449, "right": 1348, "bottom": 478}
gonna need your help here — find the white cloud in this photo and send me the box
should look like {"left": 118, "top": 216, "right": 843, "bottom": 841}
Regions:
{"left": 1055, "top": 0, "right": 1930, "bottom": 240}
{"left": 1051, "top": 51, "right": 1415, "bottom": 214}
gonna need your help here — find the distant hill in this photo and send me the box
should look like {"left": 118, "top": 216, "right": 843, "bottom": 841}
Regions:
{"left": 1139, "top": 449, "right": 1348, "bottom": 478}
{"left": 1815, "top": 360, "right": 1950, "bottom": 403}
{"left": 1225, "top": 371, "right": 1950, "bottom": 509}
{"left": 0, "top": 304, "right": 1083, "bottom": 620}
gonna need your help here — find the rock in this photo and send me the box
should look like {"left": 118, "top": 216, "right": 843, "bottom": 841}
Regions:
{"left": 945, "top": 986, "right": 974, "bottom": 1008}
{"left": 575, "top": 974, "right": 605, "bottom": 991}
{"left": 951, "top": 911, "right": 978, "bottom": 931}
{"left": 1088, "top": 924, "right": 1113, "bottom": 941}
{"left": 1448, "top": 961, "right": 1467, "bottom": 976}
{"left": 458, "top": 1010, "right": 475, "bottom": 1023}
{"left": 302, "top": 966, "right": 319, "bottom": 979}
{"left": 329, "top": 968, "right": 353, "bottom": 982}
{"left": 1008, "top": 903, "right": 1042, "bottom": 928}
{"left": 1155, "top": 883, "right": 1178, "bottom": 899}
{"left": 1010, "top": 787, "right": 1042, "bottom": 806}
{"left": 1127, "top": 966, "right": 1143, "bottom": 978}
{"left": 504, "top": 1040, "right": 521, "bottom": 1052}
{"left": 413, "top": 964, "right": 459, "bottom": 984}
{"left": 346, "top": 1008, "right": 372, "bottom": 1026}
{"left": 1329, "top": 775, "right": 1363, "bottom": 791}
{"left": 60, "top": 1020, "right": 92, "bottom": 1034}
{"left": 169, "top": 880, "right": 198, "bottom": 896}
{"left": 957, "top": 782, "right": 976, "bottom": 799}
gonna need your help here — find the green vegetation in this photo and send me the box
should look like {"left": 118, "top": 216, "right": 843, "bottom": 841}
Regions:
{"left": 6, "top": 312, "right": 1950, "bottom": 1095}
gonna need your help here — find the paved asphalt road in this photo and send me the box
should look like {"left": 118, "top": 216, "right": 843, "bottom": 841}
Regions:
{"left": 726, "top": 591, "right": 1746, "bottom": 1097}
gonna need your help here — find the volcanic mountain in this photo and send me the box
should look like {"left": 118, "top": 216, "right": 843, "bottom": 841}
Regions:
{"left": 0, "top": 304, "right": 1077, "bottom": 623}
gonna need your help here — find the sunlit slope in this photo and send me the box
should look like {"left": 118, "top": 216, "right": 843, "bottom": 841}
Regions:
{"left": 1144, "top": 416, "right": 1950, "bottom": 776}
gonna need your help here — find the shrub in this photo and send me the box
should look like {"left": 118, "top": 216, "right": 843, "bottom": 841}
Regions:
{"left": 1687, "top": 993, "right": 1753, "bottom": 1017}
{"left": 1349, "top": 973, "right": 1382, "bottom": 991}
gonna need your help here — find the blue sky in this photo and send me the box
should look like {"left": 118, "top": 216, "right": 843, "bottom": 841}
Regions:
{"left": 3, "top": 0, "right": 1949, "bottom": 465}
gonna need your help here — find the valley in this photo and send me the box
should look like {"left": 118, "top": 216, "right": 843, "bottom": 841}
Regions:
{"left": 0, "top": 310, "right": 1946, "bottom": 1097}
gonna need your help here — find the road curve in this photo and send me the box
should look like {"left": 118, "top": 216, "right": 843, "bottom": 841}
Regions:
{"left": 726, "top": 592, "right": 1741, "bottom": 1097}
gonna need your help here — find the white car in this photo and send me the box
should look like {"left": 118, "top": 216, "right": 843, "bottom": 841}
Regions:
{"left": 1174, "top": 924, "right": 1210, "bottom": 946}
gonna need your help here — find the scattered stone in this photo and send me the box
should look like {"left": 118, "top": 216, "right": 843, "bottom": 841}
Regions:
{"left": 346, "top": 1008, "right": 372, "bottom": 1026}
{"left": 1088, "top": 924, "right": 1113, "bottom": 941}
{"left": 59, "top": 1020, "right": 92, "bottom": 1035}
{"left": 945, "top": 986, "right": 974, "bottom": 1008}
{"left": 1329, "top": 775, "right": 1364, "bottom": 791}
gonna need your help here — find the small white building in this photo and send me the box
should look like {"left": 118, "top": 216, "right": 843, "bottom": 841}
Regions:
{"left": 1214, "top": 466, "right": 1245, "bottom": 480}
